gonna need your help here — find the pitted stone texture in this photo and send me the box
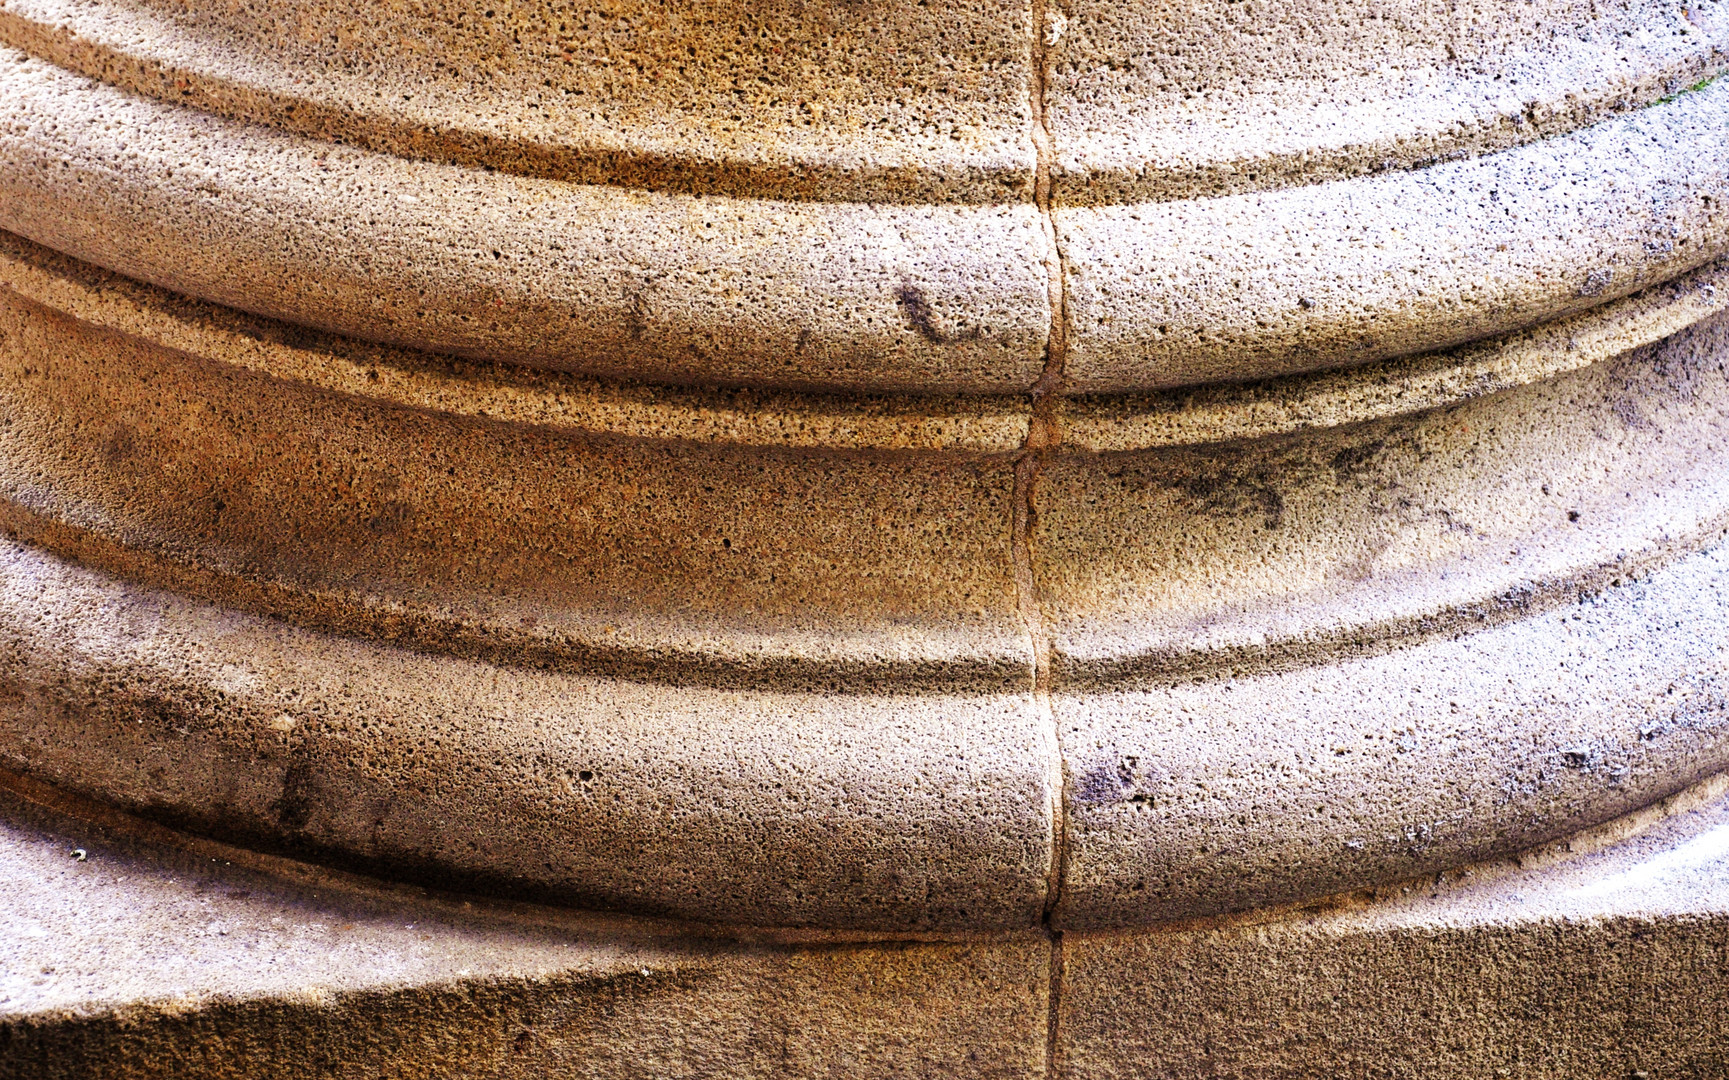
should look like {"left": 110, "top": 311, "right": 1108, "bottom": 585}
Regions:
{"left": 1058, "top": 78, "right": 1729, "bottom": 391}
{"left": 1058, "top": 256, "right": 1729, "bottom": 451}
{"left": 0, "top": 230, "right": 1036, "bottom": 455}
{"left": 1058, "top": 779, "right": 1729, "bottom": 1078}
{"left": 0, "top": 778, "right": 1053, "bottom": 1079}
{"left": 0, "top": 539, "right": 1055, "bottom": 931}
{"left": 10, "top": 754, "right": 1729, "bottom": 1078}
{"left": 1052, "top": 536, "right": 1729, "bottom": 928}
{"left": 1047, "top": 0, "right": 1729, "bottom": 204}
{"left": 1039, "top": 311, "right": 1729, "bottom": 684}
{"left": 0, "top": 287, "right": 1032, "bottom": 690}
{"left": 0, "top": 54, "right": 1052, "bottom": 394}
{"left": 0, "top": 0, "right": 1039, "bottom": 204}
{"left": 1042, "top": 310, "right": 1729, "bottom": 925}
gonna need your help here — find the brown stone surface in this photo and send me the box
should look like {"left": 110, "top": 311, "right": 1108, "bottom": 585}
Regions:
{"left": 0, "top": 0, "right": 1041, "bottom": 204}
{"left": 1051, "top": 537, "right": 1729, "bottom": 927}
{"left": 1039, "top": 307, "right": 1729, "bottom": 683}
{"left": 0, "top": 535, "right": 1055, "bottom": 930}
{"left": 11, "top": 758, "right": 1729, "bottom": 1077}
{"left": 1057, "top": 78, "right": 1729, "bottom": 391}
{"left": 6, "top": 0, "right": 1729, "bottom": 1070}
{"left": 0, "top": 282, "right": 1034, "bottom": 690}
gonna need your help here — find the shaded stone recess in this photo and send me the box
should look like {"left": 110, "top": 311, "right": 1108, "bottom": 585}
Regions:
{"left": 4, "top": 0, "right": 1729, "bottom": 1073}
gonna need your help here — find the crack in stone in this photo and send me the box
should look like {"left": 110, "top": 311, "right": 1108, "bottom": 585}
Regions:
{"left": 1018, "top": 0, "right": 1070, "bottom": 1070}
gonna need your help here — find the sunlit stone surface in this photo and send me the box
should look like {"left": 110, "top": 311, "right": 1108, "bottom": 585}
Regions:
{"left": 4, "top": 0, "right": 1729, "bottom": 1075}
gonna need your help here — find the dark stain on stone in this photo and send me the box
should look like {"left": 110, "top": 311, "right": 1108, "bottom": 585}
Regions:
{"left": 894, "top": 283, "right": 982, "bottom": 345}
{"left": 1073, "top": 754, "right": 1164, "bottom": 808}
{"left": 278, "top": 757, "right": 318, "bottom": 833}
{"left": 366, "top": 499, "right": 415, "bottom": 536}
{"left": 1330, "top": 441, "right": 1384, "bottom": 483}
{"left": 896, "top": 284, "right": 948, "bottom": 344}
{"left": 101, "top": 423, "right": 136, "bottom": 466}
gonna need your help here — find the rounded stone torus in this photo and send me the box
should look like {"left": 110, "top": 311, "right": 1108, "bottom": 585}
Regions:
{"left": 6, "top": 0, "right": 1729, "bottom": 1075}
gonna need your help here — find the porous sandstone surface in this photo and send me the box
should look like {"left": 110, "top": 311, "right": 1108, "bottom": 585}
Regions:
{"left": 3, "top": 0, "right": 1729, "bottom": 1075}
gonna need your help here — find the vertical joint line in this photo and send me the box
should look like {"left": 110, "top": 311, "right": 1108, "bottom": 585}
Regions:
{"left": 1021, "top": 0, "right": 1068, "bottom": 912}
{"left": 1018, "top": 0, "right": 1070, "bottom": 1073}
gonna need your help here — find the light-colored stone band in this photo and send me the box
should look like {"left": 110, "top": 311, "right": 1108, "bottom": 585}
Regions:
{"left": 0, "top": 0, "right": 1721, "bottom": 208}
{"left": 4, "top": 525, "right": 1729, "bottom": 930}
{"left": 6, "top": 227, "right": 1727, "bottom": 455}
{"left": 6, "top": 263, "right": 1729, "bottom": 691}
{"left": 6, "top": 213, "right": 1729, "bottom": 926}
{"left": 6, "top": 50, "right": 1729, "bottom": 392}
{"left": 0, "top": 52, "right": 1054, "bottom": 395}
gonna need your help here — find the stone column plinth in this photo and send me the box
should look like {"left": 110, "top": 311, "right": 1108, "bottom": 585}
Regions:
{"left": 3, "top": 1, "right": 1729, "bottom": 1076}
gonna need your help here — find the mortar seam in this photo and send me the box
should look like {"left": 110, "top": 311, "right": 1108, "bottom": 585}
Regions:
{"left": 1019, "top": 0, "right": 1069, "bottom": 1073}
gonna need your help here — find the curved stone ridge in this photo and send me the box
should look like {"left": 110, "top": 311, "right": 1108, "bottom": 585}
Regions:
{"left": 12, "top": 768, "right": 1729, "bottom": 1079}
{"left": 2, "top": 233, "right": 1726, "bottom": 694}
{"left": 1047, "top": 0, "right": 1729, "bottom": 204}
{"left": 6, "top": 227, "right": 1725, "bottom": 455}
{"left": 0, "top": 52, "right": 1055, "bottom": 395}
{"left": 0, "top": 0, "right": 1721, "bottom": 206}
{"left": 5, "top": 238, "right": 1729, "bottom": 926}
{"left": 5, "top": 0, "right": 1729, "bottom": 945}
{"left": 1057, "top": 76, "right": 1729, "bottom": 390}
{"left": 8, "top": 42, "right": 1729, "bottom": 391}
{"left": 0, "top": 0, "right": 1044, "bottom": 205}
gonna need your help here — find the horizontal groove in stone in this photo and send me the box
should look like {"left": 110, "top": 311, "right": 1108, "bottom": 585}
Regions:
{"left": 1052, "top": 535, "right": 1729, "bottom": 927}
{"left": 8, "top": 241, "right": 1729, "bottom": 694}
{"left": 0, "top": 776, "right": 1056, "bottom": 1078}
{"left": 1047, "top": 0, "right": 1729, "bottom": 206}
{"left": 11, "top": 47, "right": 1729, "bottom": 392}
{"left": 10, "top": 516, "right": 1729, "bottom": 931}
{"left": 1059, "top": 255, "right": 1729, "bottom": 450}
{"left": 0, "top": 0, "right": 1041, "bottom": 206}
{"left": 1059, "top": 775, "right": 1729, "bottom": 1077}
{"left": 0, "top": 287, "right": 1036, "bottom": 694}
{"left": 0, "top": 231, "right": 1036, "bottom": 456}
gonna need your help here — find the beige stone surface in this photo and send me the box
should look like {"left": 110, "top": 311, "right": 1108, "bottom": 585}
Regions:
{"left": 1058, "top": 78, "right": 1729, "bottom": 390}
{"left": 11, "top": 742, "right": 1729, "bottom": 1078}
{"left": 1046, "top": 0, "right": 1729, "bottom": 204}
{"left": 0, "top": 284, "right": 1033, "bottom": 688}
{"left": 1039, "top": 309, "right": 1729, "bottom": 684}
{"left": 1058, "top": 776, "right": 1729, "bottom": 1079}
{"left": 8, "top": 0, "right": 1729, "bottom": 1069}
{"left": 0, "top": 53, "right": 1053, "bottom": 394}
{"left": 1040, "top": 307, "right": 1729, "bottom": 924}
{"left": 1052, "top": 537, "right": 1729, "bottom": 927}
{"left": 0, "top": 0, "right": 1039, "bottom": 204}
{"left": 0, "top": 774, "right": 1054, "bottom": 1078}
{"left": 1058, "top": 255, "right": 1729, "bottom": 451}
{"left": 0, "top": 231, "right": 1036, "bottom": 455}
